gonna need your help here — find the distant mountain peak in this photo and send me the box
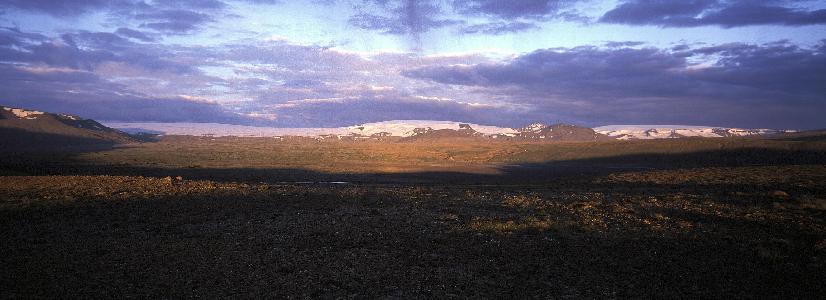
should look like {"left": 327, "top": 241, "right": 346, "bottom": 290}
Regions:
{"left": 345, "top": 120, "right": 516, "bottom": 138}
{"left": 595, "top": 125, "right": 788, "bottom": 140}
{"left": 98, "top": 120, "right": 793, "bottom": 141}
{"left": 511, "top": 123, "right": 611, "bottom": 141}
{"left": 519, "top": 123, "right": 547, "bottom": 132}
{"left": 3, "top": 106, "right": 45, "bottom": 120}
{"left": 1, "top": 105, "right": 137, "bottom": 148}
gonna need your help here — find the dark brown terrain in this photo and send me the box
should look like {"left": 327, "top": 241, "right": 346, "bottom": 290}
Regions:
{"left": 0, "top": 106, "right": 137, "bottom": 151}
{"left": 1, "top": 120, "right": 825, "bottom": 297}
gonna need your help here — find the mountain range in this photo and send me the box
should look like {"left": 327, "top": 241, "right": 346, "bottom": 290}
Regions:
{"left": 0, "top": 105, "right": 797, "bottom": 147}
{"left": 107, "top": 120, "right": 611, "bottom": 141}
{"left": 594, "top": 125, "right": 790, "bottom": 140}
{"left": 0, "top": 106, "right": 136, "bottom": 149}
{"left": 107, "top": 120, "right": 792, "bottom": 141}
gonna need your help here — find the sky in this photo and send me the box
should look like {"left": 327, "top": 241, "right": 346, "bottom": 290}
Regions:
{"left": 0, "top": 0, "right": 824, "bottom": 129}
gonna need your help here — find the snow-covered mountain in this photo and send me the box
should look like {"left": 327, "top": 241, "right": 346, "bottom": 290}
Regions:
{"left": 346, "top": 120, "right": 517, "bottom": 137}
{"left": 3, "top": 107, "right": 45, "bottom": 119}
{"left": 1, "top": 106, "right": 137, "bottom": 148}
{"left": 103, "top": 121, "right": 791, "bottom": 141}
{"left": 510, "top": 123, "right": 612, "bottom": 141}
{"left": 106, "top": 120, "right": 519, "bottom": 138}
{"left": 595, "top": 125, "right": 789, "bottom": 140}
{"left": 108, "top": 122, "right": 350, "bottom": 137}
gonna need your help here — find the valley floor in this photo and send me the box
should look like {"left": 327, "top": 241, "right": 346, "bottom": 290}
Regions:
{"left": 1, "top": 136, "right": 825, "bottom": 297}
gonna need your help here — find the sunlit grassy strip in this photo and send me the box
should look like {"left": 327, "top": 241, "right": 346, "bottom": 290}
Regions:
{"left": 466, "top": 217, "right": 553, "bottom": 234}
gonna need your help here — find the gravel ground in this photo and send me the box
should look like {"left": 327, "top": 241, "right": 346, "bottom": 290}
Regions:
{"left": 1, "top": 169, "right": 824, "bottom": 298}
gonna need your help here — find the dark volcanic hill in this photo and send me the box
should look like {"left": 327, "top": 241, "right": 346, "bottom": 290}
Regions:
{"left": 402, "top": 123, "right": 485, "bottom": 140}
{"left": 0, "top": 105, "right": 137, "bottom": 149}
{"left": 399, "top": 122, "right": 612, "bottom": 142}
{"left": 512, "top": 123, "right": 613, "bottom": 141}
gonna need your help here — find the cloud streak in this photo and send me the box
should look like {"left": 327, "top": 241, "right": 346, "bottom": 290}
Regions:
{"left": 0, "top": 1, "right": 824, "bottom": 129}
{"left": 459, "top": 21, "right": 539, "bottom": 35}
{"left": 404, "top": 41, "right": 826, "bottom": 128}
{"left": 600, "top": 0, "right": 826, "bottom": 27}
{"left": 453, "top": 0, "right": 568, "bottom": 19}
{"left": 349, "top": 0, "right": 462, "bottom": 51}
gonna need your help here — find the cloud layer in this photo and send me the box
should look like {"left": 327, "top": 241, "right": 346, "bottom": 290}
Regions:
{"left": 600, "top": 0, "right": 826, "bottom": 27}
{"left": 404, "top": 40, "right": 826, "bottom": 128}
{"left": 0, "top": 1, "right": 825, "bottom": 129}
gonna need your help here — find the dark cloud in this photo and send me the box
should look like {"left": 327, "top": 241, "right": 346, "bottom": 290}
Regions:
{"left": 17, "top": 36, "right": 117, "bottom": 71}
{"left": 281, "top": 79, "right": 326, "bottom": 89}
{"left": 453, "top": 0, "right": 568, "bottom": 19}
{"left": 1, "top": 25, "right": 497, "bottom": 126}
{"left": 5, "top": 31, "right": 194, "bottom": 74}
{"left": 264, "top": 97, "right": 516, "bottom": 127}
{"left": 344, "top": 0, "right": 583, "bottom": 38}
{"left": 165, "top": 0, "right": 227, "bottom": 10}
{"left": 349, "top": 0, "right": 462, "bottom": 51}
{"left": 451, "top": 1, "right": 582, "bottom": 37}
{"left": 604, "top": 41, "right": 645, "bottom": 47}
{"left": 349, "top": 12, "right": 460, "bottom": 34}
{"left": 600, "top": 0, "right": 826, "bottom": 27}
{"left": 0, "top": 28, "right": 195, "bottom": 73}
{"left": 235, "top": 0, "right": 282, "bottom": 4}
{"left": 135, "top": 9, "right": 215, "bottom": 34}
{"left": 459, "top": 21, "right": 539, "bottom": 35}
{"left": 0, "top": 64, "right": 245, "bottom": 123}
{"left": 2, "top": 11, "right": 823, "bottom": 130}
{"left": 0, "top": 0, "right": 110, "bottom": 17}
{"left": 349, "top": 13, "right": 409, "bottom": 34}
{"left": 403, "top": 42, "right": 826, "bottom": 129}
{"left": 0, "top": 0, "right": 225, "bottom": 35}
{"left": 350, "top": 0, "right": 576, "bottom": 35}
{"left": 688, "top": 41, "right": 826, "bottom": 95}
{"left": 0, "top": 0, "right": 227, "bottom": 17}
{"left": 114, "top": 28, "right": 156, "bottom": 42}
{"left": 405, "top": 46, "right": 688, "bottom": 95}
{"left": 0, "top": 27, "right": 47, "bottom": 46}
{"left": 0, "top": 26, "right": 232, "bottom": 123}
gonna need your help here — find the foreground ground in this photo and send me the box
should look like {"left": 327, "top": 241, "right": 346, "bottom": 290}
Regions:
{"left": 1, "top": 136, "right": 825, "bottom": 297}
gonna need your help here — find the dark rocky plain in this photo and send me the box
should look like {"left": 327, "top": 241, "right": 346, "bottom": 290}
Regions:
{"left": 1, "top": 133, "right": 825, "bottom": 298}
